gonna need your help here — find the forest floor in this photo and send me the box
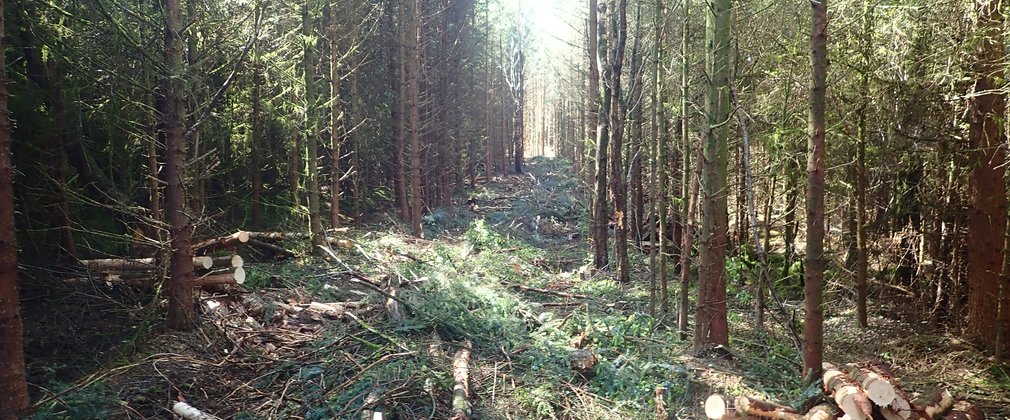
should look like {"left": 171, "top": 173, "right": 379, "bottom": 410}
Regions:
{"left": 20, "top": 157, "right": 1010, "bottom": 419}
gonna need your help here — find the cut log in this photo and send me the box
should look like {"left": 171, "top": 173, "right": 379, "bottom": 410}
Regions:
{"left": 193, "top": 267, "right": 245, "bottom": 287}
{"left": 734, "top": 396, "right": 802, "bottom": 420}
{"left": 705, "top": 394, "right": 731, "bottom": 420}
{"left": 247, "top": 239, "right": 296, "bottom": 259}
{"left": 171, "top": 401, "right": 221, "bottom": 420}
{"left": 944, "top": 400, "right": 985, "bottom": 420}
{"left": 803, "top": 403, "right": 837, "bottom": 420}
{"left": 843, "top": 363, "right": 905, "bottom": 407}
{"left": 79, "top": 257, "right": 156, "bottom": 271}
{"left": 911, "top": 388, "right": 954, "bottom": 418}
{"left": 211, "top": 255, "right": 243, "bottom": 269}
{"left": 81, "top": 256, "right": 211, "bottom": 271}
{"left": 823, "top": 362, "right": 874, "bottom": 420}
{"left": 193, "top": 231, "right": 250, "bottom": 255}
{"left": 450, "top": 340, "right": 473, "bottom": 420}
{"left": 193, "top": 256, "right": 213, "bottom": 270}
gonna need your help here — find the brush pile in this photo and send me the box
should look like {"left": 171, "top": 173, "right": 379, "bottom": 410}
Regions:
{"left": 705, "top": 361, "right": 984, "bottom": 420}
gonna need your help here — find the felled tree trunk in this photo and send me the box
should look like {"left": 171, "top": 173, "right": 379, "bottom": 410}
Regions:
{"left": 450, "top": 340, "right": 473, "bottom": 420}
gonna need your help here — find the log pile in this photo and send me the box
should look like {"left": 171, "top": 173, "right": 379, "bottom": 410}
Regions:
{"left": 705, "top": 361, "right": 984, "bottom": 420}
{"left": 78, "top": 254, "right": 245, "bottom": 290}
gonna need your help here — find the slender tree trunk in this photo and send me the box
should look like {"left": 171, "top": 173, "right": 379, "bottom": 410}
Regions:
{"left": 677, "top": 0, "right": 691, "bottom": 335}
{"left": 588, "top": 0, "right": 600, "bottom": 184}
{"left": 393, "top": 0, "right": 409, "bottom": 221}
{"left": 680, "top": 148, "right": 700, "bottom": 339}
{"left": 648, "top": 0, "right": 663, "bottom": 316}
{"left": 303, "top": 0, "right": 324, "bottom": 248}
{"left": 592, "top": 1, "right": 612, "bottom": 269}
{"left": 250, "top": 2, "right": 263, "bottom": 229}
{"left": 186, "top": 1, "right": 205, "bottom": 219}
{"left": 407, "top": 0, "right": 423, "bottom": 237}
{"left": 693, "top": 0, "right": 731, "bottom": 352}
{"left": 609, "top": 0, "right": 630, "bottom": 283}
{"left": 163, "top": 0, "right": 196, "bottom": 331}
{"left": 0, "top": 2, "right": 31, "bottom": 411}
{"left": 854, "top": 1, "right": 872, "bottom": 329}
{"left": 803, "top": 0, "right": 828, "bottom": 381}
{"left": 967, "top": 0, "right": 1009, "bottom": 356}
{"left": 330, "top": 4, "right": 342, "bottom": 229}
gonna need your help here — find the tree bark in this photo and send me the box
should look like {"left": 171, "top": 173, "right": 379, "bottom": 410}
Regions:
{"left": 303, "top": 0, "right": 325, "bottom": 250}
{"left": 406, "top": 0, "right": 423, "bottom": 237}
{"left": 694, "top": 0, "right": 731, "bottom": 352}
{"left": 966, "top": 0, "right": 1009, "bottom": 356}
{"left": 162, "top": 0, "right": 197, "bottom": 331}
{"left": 0, "top": 2, "right": 31, "bottom": 411}
{"left": 329, "top": 1, "right": 342, "bottom": 230}
{"left": 592, "top": 1, "right": 611, "bottom": 270}
{"left": 609, "top": 0, "right": 630, "bottom": 283}
{"left": 804, "top": 0, "right": 828, "bottom": 380}
{"left": 854, "top": 0, "right": 872, "bottom": 328}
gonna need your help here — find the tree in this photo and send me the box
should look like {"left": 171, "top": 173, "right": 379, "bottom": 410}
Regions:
{"left": 966, "top": 0, "right": 1009, "bottom": 357}
{"left": 592, "top": 1, "right": 612, "bottom": 270}
{"left": 0, "top": 0, "right": 31, "bottom": 412}
{"left": 803, "top": 0, "right": 828, "bottom": 380}
{"left": 607, "top": 0, "right": 630, "bottom": 283}
{"left": 693, "top": 0, "right": 731, "bottom": 352}
{"left": 302, "top": 0, "right": 325, "bottom": 249}
{"left": 406, "top": 0, "right": 423, "bottom": 237}
{"left": 163, "top": 0, "right": 197, "bottom": 331}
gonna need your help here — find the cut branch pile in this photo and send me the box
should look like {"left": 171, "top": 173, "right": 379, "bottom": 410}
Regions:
{"left": 78, "top": 254, "right": 245, "bottom": 290}
{"left": 705, "top": 361, "right": 985, "bottom": 420}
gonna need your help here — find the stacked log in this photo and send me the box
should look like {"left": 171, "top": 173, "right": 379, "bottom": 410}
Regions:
{"left": 193, "top": 230, "right": 349, "bottom": 257}
{"left": 78, "top": 255, "right": 245, "bottom": 290}
{"left": 704, "top": 361, "right": 984, "bottom": 420}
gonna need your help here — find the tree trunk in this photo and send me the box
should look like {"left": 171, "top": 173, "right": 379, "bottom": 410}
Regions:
{"left": 250, "top": 2, "right": 264, "bottom": 230}
{"left": 967, "top": 0, "right": 1009, "bottom": 356}
{"left": 677, "top": 0, "right": 691, "bottom": 336}
{"left": 694, "top": 0, "right": 731, "bottom": 352}
{"left": 648, "top": 0, "right": 663, "bottom": 316}
{"left": 0, "top": 3, "right": 31, "bottom": 411}
{"left": 407, "top": 0, "right": 423, "bottom": 237}
{"left": 609, "top": 0, "right": 630, "bottom": 283}
{"left": 803, "top": 0, "right": 828, "bottom": 380}
{"left": 854, "top": 1, "right": 872, "bottom": 328}
{"left": 592, "top": 1, "right": 611, "bottom": 270}
{"left": 303, "top": 0, "right": 325, "bottom": 249}
{"left": 163, "top": 0, "right": 197, "bottom": 331}
{"left": 329, "top": 2, "right": 342, "bottom": 230}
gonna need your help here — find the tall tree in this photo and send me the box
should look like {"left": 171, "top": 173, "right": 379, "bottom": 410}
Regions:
{"left": 592, "top": 1, "right": 612, "bottom": 269}
{"left": 406, "top": 0, "right": 423, "bottom": 237}
{"left": 694, "top": 0, "right": 731, "bottom": 352}
{"left": 608, "top": 0, "right": 630, "bottom": 283}
{"left": 0, "top": 0, "right": 31, "bottom": 412}
{"left": 588, "top": 0, "right": 600, "bottom": 184}
{"left": 303, "top": 0, "right": 325, "bottom": 248}
{"left": 677, "top": 0, "right": 691, "bottom": 332}
{"left": 854, "top": 1, "right": 872, "bottom": 328}
{"left": 163, "top": 0, "right": 197, "bottom": 331}
{"left": 966, "top": 0, "right": 1009, "bottom": 356}
{"left": 803, "top": 0, "right": 828, "bottom": 380}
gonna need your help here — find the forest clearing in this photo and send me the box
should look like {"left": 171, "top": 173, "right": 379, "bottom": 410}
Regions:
{"left": 3, "top": 0, "right": 1010, "bottom": 418}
